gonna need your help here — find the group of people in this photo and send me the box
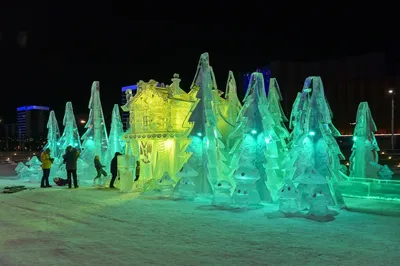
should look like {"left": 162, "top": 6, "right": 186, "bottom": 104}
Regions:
{"left": 40, "top": 147, "right": 140, "bottom": 189}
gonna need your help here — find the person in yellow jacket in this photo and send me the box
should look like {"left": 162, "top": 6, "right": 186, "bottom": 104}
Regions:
{"left": 40, "top": 148, "right": 54, "bottom": 188}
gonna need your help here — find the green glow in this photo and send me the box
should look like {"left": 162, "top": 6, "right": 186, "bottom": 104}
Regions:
{"left": 309, "top": 131, "right": 315, "bottom": 136}
{"left": 353, "top": 136, "right": 357, "bottom": 141}
{"left": 251, "top": 130, "right": 257, "bottom": 134}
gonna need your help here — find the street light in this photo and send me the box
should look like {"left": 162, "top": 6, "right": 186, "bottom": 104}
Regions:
{"left": 389, "top": 89, "right": 396, "bottom": 150}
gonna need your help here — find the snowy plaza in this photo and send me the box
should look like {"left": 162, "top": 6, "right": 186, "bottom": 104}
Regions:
{"left": 1, "top": 52, "right": 400, "bottom": 265}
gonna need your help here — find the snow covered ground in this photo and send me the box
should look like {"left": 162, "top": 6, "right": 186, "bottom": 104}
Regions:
{"left": 1, "top": 172, "right": 400, "bottom": 265}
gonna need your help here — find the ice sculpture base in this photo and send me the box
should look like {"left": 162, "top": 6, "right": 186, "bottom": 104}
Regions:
{"left": 279, "top": 198, "right": 300, "bottom": 214}
{"left": 232, "top": 184, "right": 260, "bottom": 207}
{"left": 339, "top": 176, "right": 400, "bottom": 200}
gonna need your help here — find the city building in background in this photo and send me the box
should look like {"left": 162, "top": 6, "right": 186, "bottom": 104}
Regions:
{"left": 16, "top": 105, "right": 50, "bottom": 150}
{"left": 121, "top": 84, "right": 138, "bottom": 130}
{"left": 0, "top": 123, "right": 17, "bottom": 151}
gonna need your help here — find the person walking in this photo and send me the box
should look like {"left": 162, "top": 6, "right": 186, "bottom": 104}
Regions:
{"left": 40, "top": 148, "right": 54, "bottom": 188}
{"left": 93, "top": 155, "right": 108, "bottom": 182}
{"left": 109, "top": 152, "right": 122, "bottom": 188}
{"left": 63, "top": 146, "right": 80, "bottom": 188}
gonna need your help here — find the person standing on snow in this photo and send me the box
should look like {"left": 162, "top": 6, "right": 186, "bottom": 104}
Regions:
{"left": 109, "top": 152, "right": 122, "bottom": 188}
{"left": 40, "top": 148, "right": 54, "bottom": 188}
{"left": 63, "top": 146, "right": 80, "bottom": 188}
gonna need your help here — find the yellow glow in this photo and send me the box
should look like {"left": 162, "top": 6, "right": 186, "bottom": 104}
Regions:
{"left": 121, "top": 78, "right": 198, "bottom": 182}
{"left": 388, "top": 156, "right": 392, "bottom": 160}
{"left": 346, "top": 162, "right": 349, "bottom": 166}
{"left": 382, "top": 152, "right": 385, "bottom": 155}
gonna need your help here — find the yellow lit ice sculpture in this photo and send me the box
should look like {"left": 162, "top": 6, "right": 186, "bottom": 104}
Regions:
{"left": 184, "top": 53, "right": 230, "bottom": 198}
{"left": 121, "top": 74, "right": 199, "bottom": 191}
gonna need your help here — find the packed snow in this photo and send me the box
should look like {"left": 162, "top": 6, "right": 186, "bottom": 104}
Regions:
{"left": 0, "top": 172, "right": 399, "bottom": 265}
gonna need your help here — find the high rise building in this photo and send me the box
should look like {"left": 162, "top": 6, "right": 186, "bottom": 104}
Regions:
{"left": 17, "top": 105, "right": 50, "bottom": 146}
{"left": 121, "top": 85, "right": 138, "bottom": 130}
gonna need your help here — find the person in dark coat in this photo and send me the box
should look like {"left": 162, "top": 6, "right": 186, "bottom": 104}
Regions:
{"left": 63, "top": 146, "right": 80, "bottom": 188}
{"left": 109, "top": 152, "right": 122, "bottom": 188}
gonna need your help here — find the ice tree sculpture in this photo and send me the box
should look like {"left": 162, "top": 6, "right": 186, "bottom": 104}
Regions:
{"left": 81, "top": 81, "right": 109, "bottom": 177}
{"left": 108, "top": 104, "right": 125, "bottom": 158}
{"left": 228, "top": 72, "right": 282, "bottom": 205}
{"left": 286, "top": 77, "right": 345, "bottom": 209}
{"left": 217, "top": 71, "right": 242, "bottom": 145}
{"left": 43, "top": 110, "right": 61, "bottom": 158}
{"left": 267, "top": 78, "right": 290, "bottom": 149}
{"left": 185, "top": 53, "right": 230, "bottom": 196}
{"left": 58, "top": 102, "right": 82, "bottom": 157}
{"left": 349, "top": 102, "right": 393, "bottom": 179}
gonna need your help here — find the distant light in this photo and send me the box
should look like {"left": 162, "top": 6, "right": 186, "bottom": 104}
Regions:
{"left": 74, "top": 143, "right": 78, "bottom": 147}
{"left": 80, "top": 120, "right": 86, "bottom": 124}
{"left": 251, "top": 130, "right": 257, "bottom": 135}
{"left": 121, "top": 85, "right": 138, "bottom": 92}
{"left": 265, "top": 138, "right": 271, "bottom": 144}
{"left": 197, "top": 132, "right": 202, "bottom": 137}
{"left": 346, "top": 162, "right": 349, "bottom": 166}
{"left": 353, "top": 136, "right": 357, "bottom": 141}
{"left": 16, "top": 105, "right": 50, "bottom": 112}
{"left": 388, "top": 156, "right": 392, "bottom": 160}
{"left": 57, "top": 142, "right": 60, "bottom": 146}
{"left": 389, "top": 90, "right": 394, "bottom": 94}
{"left": 309, "top": 131, "right": 315, "bottom": 136}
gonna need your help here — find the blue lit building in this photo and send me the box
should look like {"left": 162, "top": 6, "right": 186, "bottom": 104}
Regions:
{"left": 243, "top": 66, "right": 272, "bottom": 95}
{"left": 17, "top": 105, "right": 50, "bottom": 142}
{"left": 121, "top": 85, "right": 138, "bottom": 130}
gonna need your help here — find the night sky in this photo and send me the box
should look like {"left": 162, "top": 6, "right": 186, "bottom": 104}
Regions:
{"left": 0, "top": 2, "right": 396, "bottom": 124}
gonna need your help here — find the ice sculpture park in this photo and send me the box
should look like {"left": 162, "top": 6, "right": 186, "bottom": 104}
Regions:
{"left": 11, "top": 52, "right": 400, "bottom": 221}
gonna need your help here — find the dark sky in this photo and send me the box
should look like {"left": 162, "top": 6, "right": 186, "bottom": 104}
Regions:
{"left": 0, "top": 2, "right": 396, "bottom": 123}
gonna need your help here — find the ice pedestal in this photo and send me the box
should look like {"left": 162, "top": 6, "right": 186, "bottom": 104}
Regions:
{"left": 278, "top": 181, "right": 300, "bottom": 214}
{"left": 144, "top": 172, "right": 175, "bottom": 196}
{"left": 117, "top": 155, "right": 136, "bottom": 193}
{"left": 212, "top": 181, "right": 233, "bottom": 207}
{"left": 174, "top": 177, "right": 197, "bottom": 200}
{"left": 307, "top": 191, "right": 331, "bottom": 216}
{"left": 231, "top": 167, "right": 260, "bottom": 207}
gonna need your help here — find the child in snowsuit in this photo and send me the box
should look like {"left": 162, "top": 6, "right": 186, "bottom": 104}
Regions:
{"left": 94, "top": 155, "right": 107, "bottom": 181}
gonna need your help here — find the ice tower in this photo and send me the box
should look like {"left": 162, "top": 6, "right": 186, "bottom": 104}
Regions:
{"left": 185, "top": 53, "right": 230, "bottom": 196}
{"left": 81, "top": 81, "right": 109, "bottom": 174}
{"left": 285, "top": 77, "right": 345, "bottom": 209}
{"left": 228, "top": 72, "right": 281, "bottom": 205}
{"left": 58, "top": 102, "right": 82, "bottom": 156}
{"left": 108, "top": 104, "right": 125, "bottom": 158}
{"left": 44, "top": 110, "right": 61, "bottom": 158}
{"left": 349, "top": 102, "right": 392, "bottom": 179}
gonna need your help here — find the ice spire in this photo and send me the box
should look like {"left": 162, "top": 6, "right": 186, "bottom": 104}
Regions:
{"left": 349, "top": 102, "right": 385, "bottom": 179}
{"left": 43, "top": 110, "right": 61, "bottom": 158}
{"left": 184, "top": 52, "right": 229, "bottom": 196}
{"left": 108, "top": 104, "right": 125, "bottom": 157}
{"left": 228, "top": 72, "right": 281, "bottom": 205}
{"left": 285, "top": 77, "right": 345, "bottom": 209}
{"left": 81, "top": 81, "right": 109, "bottom": 166}
{"left": 58, "top": 102, "right": 81, "bottom": 157}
